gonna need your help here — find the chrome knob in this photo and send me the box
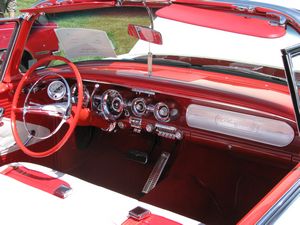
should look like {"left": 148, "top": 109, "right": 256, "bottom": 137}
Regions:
{"left": 146, "top": 124, "right": 155, "bottom": 133}
{"left": 175, "top": 131, "right": 183, "bottom": 140}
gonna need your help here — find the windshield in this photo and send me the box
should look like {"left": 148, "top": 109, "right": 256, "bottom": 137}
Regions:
{"left": 23, "top": 5, "right": 300, "bottom": 81}
{"left": 38, "top": 8, "right": 149, "bottom": 61}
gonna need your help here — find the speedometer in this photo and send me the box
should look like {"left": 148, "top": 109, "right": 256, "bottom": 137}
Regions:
{"left": 47, "top": 80, "right": 67, "bottom": 101}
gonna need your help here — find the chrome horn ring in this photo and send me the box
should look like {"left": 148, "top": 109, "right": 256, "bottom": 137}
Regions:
{"left": 23, "top": 73, "right": 71, "bottom": 140}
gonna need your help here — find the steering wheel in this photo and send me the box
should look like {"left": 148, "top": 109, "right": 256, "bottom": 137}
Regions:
{"left": 11, "top": 55, "right": 83, "bottom": 158}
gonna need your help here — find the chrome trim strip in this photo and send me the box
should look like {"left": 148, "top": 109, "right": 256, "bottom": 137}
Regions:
{"left": 257, "top": 179, "right": 300, "bottom": 224}
{"left": 132, "top": 88, "right": 155, "bottom": 96}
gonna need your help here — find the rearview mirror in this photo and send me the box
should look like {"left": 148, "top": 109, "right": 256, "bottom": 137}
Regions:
{"left": 128, "top": 24, "right": 162, "bottom": 45}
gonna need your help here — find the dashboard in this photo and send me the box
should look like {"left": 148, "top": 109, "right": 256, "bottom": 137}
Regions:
{"left": 25, "top": 61, "right": 299, "bottom": 163}
{"left": 43, "top": 77, "right": 296, "bottom": 154}
{"left": 70, "top": 80, "right": 184, "bottom": 140}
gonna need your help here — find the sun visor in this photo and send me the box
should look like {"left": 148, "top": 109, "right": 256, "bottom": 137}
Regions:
{"left": 156, "top": 4, "right": 286, "bottom": 38}
{"left": 55, "top": 28, "right": 116, "bottom": 60}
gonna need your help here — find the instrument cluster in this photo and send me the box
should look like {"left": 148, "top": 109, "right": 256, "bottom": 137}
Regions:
{"left": 92, "top": 88, "right": 179, "bottom": 123}
{"left": 71, "top": 81, "right": 183, "bottom": 140}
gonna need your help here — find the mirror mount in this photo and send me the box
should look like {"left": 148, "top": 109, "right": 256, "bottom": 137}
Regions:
{"left": 127, "top": 0, "right": 163, "bottom": 77}
{"left": 142, "top": 0, "right": 154, "bottom": 29}
{"left": 143, "top": 0, "right": 154, "bottom": 77}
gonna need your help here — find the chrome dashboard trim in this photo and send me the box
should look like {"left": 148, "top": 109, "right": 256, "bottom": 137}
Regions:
{"left": 132, "top": 88, "right": 155, "bottom": 96}
{"left": 131, "top": 97, "right": 147, "bottom": 117}
{"left": 100, "top": 89, "right": 124, "bottom": 121}
{"left": 154, "top": 102, "right": 170, "bottom": 122}
{"left": 71, "top": 84, "right": 90, "bottom": 108}
{"left": 186, "top": 104, "right": 295, "bottom": 147}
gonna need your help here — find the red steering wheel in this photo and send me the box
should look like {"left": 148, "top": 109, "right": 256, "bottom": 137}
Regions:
{"left": 11, "top": 55, "right": 83, "bottom": 158}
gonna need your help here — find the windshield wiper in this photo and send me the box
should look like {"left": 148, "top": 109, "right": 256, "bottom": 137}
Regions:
{"left": 202, "top": 65, "right": 286, "bottom": 84}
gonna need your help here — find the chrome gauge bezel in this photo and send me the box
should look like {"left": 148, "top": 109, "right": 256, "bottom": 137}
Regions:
{"left": 154, "top": 102, "right": 170, "bottom": 122}
{"left": 101, "top": 89, "right": 124, "bottom": 121}
{"left": 71, "top": 84, "right": 90, "bottom": 108}
{"left": 131, "top": 97, "right": 147, "bottom": 117}
{"left": 47, "top": 80, "right": 67, "bottom": 101}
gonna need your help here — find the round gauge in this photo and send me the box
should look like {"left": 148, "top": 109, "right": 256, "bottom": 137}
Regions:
{"left": 47, "top": 80, "right": 66, "bottom": 101}
{"left": 71, "top": 84, "right": 90, "bottom": 108}
{"left": 131, "top": 97, "right": 147, "bottom": 117}
{"left": 101, "top": 89, "right": 124, "bottom": 120}
{"left": 154, "top": 102, "right": 170, "bottom": 122}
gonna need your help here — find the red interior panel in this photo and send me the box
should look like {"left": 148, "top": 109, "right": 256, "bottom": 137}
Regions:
{"left": 156, "top": 4, "right": 286, "bottom": 38}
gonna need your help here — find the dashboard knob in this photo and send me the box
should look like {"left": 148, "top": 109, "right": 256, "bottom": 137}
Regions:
{"left": 170, "top": 108, "right": 179, "bottom": 120}
{"left": 112, "top": 97, "right": 123, "bottom": 113}
{"left": 146, "top": 124, "right": 155, "bottom": 133}
{"left": 175, "top": 130, "right": 183, "bottom": 140}
{"left": 159, "top": 106, "right": 169, "bottom": 117}
{"left": 118, "top": 121, "right": 126, "bottom": 129}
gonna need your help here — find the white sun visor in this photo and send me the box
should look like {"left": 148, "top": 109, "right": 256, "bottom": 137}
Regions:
{"left": 55, "top": 28, "right": 116, "bottom": 59}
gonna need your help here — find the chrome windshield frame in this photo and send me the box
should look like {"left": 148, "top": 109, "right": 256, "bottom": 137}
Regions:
{"left": 282, "top": 43, "right": 300, "bottom": 134}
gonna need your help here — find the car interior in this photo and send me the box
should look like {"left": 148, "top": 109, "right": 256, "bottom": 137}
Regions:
{"left": 0, "top": 4, "right": 299, "bottom": 225}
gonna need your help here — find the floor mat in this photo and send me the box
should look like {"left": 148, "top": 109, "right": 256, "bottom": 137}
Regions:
{"left": 68, "top": 131, "right": 159, "bottom": 199}
{"left": 141, "top": 176, "right": 226, "bottom": 225}
{"left": 64, "top": 130, "right": 290, "bottom": 224}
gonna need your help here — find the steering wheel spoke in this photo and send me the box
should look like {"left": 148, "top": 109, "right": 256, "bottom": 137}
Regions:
{"left": 25, "top": 103, "right": 69, "bottom": 119}
{"left": 65, "top": 113, "right": 74, "bottom": 125}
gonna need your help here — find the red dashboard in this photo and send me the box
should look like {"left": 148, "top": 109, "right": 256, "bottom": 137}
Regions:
{"left": 58, "top": 61, "right": 299, "bottom": 165}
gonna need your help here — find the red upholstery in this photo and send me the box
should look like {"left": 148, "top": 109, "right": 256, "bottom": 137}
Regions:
{"left": 1, "top": 165, "right": 71, "bottom": 198}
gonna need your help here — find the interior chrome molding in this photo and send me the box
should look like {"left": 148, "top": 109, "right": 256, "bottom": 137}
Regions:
{"left": 257, "top": 179, "right": 300, "bottom": 225}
